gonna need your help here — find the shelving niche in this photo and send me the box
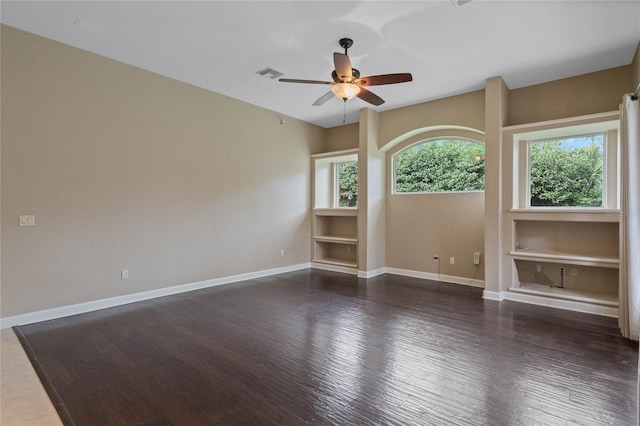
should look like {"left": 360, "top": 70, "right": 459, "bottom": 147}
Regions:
{"left": 502, "top": 112, "right": 621, "bottom": 317}
{"left": 508, "top": 213, "right": 620, "bottom": 314}
{"left": 311, "top": 149, "right": 359, "bottom": 272}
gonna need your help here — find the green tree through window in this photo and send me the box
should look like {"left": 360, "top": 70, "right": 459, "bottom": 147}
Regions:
{"left": 529, "top": 134, "right": 604, "bottom": 207}
{"left": 394, "top": 139, "right": 485, "bottom": 193}
{"left": 337, "top": 161, "right": 358, "bottom": 207}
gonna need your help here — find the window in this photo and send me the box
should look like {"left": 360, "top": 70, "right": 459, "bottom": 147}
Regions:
{"left": 313, "top": 150, "right": 358, "bottom": 209}
{"left": 529, "top": 133, "right": 604, "bottom": 207}
{"left": 393, "top": 138, "right": 485, "bottom": 193}
{"left": 336, "top": 161, "right": 358, "bottom": 207}
{"left": 512, "top": 115, "right": 619, "bottom": 210}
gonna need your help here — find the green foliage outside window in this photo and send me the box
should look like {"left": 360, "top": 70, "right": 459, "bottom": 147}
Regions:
{"left": 529, "top": 135, "right": 603, "bottom": 207}
{"left": 338, "top": 161, "right": 358, "bottom": 207}
{"left": 394, "top": 139, "right": 485, "bottom": 193}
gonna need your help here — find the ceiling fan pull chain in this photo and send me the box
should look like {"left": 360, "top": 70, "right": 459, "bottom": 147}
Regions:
{"left": 343, "top": 99, "right": 347, "bottom": 124}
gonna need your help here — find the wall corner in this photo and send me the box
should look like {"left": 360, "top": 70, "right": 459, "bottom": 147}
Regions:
{"left": 484, "top": 77, "right": 509, "bottom": 294}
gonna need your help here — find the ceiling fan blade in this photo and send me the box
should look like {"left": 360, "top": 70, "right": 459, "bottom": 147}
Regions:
{"left": 279, "top": 78, "right": 332, "bottom": 85}
{"left": 357, "top": 87, "right": 385, "bottom": 106}
{"left": 333, "top": 53, "right": 353, "bottom": 80}
{"left": 358, "top": 73, "right": 413, "bottom": 86}
{"left": 312, "top": 91, "right": 335, "bottom": 106}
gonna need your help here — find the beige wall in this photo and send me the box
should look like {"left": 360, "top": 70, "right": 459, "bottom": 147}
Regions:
{"left": 378, "top": 90, "right": 485, "bottom": 149}
{"left": 386, "top": 191, "right": 485, "bottom": 278}
{"left": 632, "top": 42, "right": 640, "bottom": 91}
{"left": 358, "top": 109, "right": 386, "bottom": 273}
{"left": 1, "top": 26, "right": 325, "bottom": 317}
{"left": 483, "top": 76, "right": 509, "bottom": 294}
{"left": 326, "top": 124, "right": 358, "bottom": 151}
{"left": 508, "top": 66, "right": 631, "bottom": 125}
{"left": 380, "top": 91, "right": 486, "bottom": 279}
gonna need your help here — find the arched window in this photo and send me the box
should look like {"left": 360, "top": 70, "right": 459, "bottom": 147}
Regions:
{"left": 393, "top": 138, "right": 485, "bottom": 193}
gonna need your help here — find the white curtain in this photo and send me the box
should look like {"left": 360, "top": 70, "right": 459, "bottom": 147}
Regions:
{"left": 619, "top": 94, "right": 640, "bottom": 341}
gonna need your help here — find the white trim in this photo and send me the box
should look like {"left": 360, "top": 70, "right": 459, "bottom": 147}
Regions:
{"left": 5, "top": 263, "right": 616, "bottom": 330}
{"left": 482, "top": 290, "right": 504, "bottom": 301}
{"left": 0, "top": 263, "right": 311, "bottom": 329}
{"left": 384, "top": 267, "right": 485, "bottom": 288}
{"left": 383, "top": 125, "right": 486, "bottom": 153}
{"left": 502, "top": 290, "right": 618, "bottom": 318}
{"left": 391, "top": 190, "right": 485, "bottom": 196}
{"left": 390, "top": 136, "right": 486, "bottom": 196}
{"left": 357, "top": 268, "right": 386, "bottom": 279}
{"left": 310, "top": 262, "right": 358, "bottom": 275}
{"left": 310, "top": 148, "right": 359, "bottom": 159}
{"left": 511, "top": 115, "right": 620, "bottom": 210}
{"left": 503, "top": 111, "right": 620, "bottom": 133}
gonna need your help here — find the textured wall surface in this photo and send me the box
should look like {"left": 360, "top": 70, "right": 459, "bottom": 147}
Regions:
{"left": 1, "top": 25, "right": 325, "bottom": 317}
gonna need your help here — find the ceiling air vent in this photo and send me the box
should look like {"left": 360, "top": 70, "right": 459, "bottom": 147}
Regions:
{"left": 451, "top": 0, "right": 473, "bottom": 6}
{"left": 256, "top": 67, "right": 283, "bottom": 79}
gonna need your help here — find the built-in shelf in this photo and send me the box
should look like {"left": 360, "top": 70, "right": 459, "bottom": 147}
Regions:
{"left": 502, "top": 112, "right": 621, "bottom": 317}
{"left": 311, "top": 151, "right": 359, "bottom": 270}
{"left": 509, "top": 249, "right": 619, "bottom": 268}
{"left": 313, "top": 238, "right": 357, "bottom": 268}
{"left": 312, "top": 236, "right": 358, "bottom": 244}
{"left": 507, "top": 214, "right": 620, "bottom": 315}
{"left": 510, "top": 282, "right": 618, "bottom": 307}
{"left": 312, "top": 213, "right": 358, "bottom": 268}
{"left": 312, "top": 257, "right": 358, "bottom": 269}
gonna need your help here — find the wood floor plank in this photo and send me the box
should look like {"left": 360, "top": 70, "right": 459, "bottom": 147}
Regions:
{"left": 16, "top": 270, "right": 638, "bottom": 425}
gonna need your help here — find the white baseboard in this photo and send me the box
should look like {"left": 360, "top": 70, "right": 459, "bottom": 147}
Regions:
{"left": 4, "top": 262, "right": 615, "bottom": 329}
{"left": 310, "top": 262, "right": 358, "bottom": 275}
{"left": 482, "top": 290, "right": 504, "bottom": 301}
{"left": 385, "top": 267, "right": 485, "bottom": 288}
{"left": 357, "top": 268, "right": 386, "bottom": 279}
{"left": 502, "top": 290, "right": 619, "bottom": 318}
{"left": 0, "top": 263, "right": 311, "bottom": 329}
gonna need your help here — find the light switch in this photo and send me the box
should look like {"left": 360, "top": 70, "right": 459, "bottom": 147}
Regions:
{"left": 19, "top": 215, "right": 35, "bottom": 226}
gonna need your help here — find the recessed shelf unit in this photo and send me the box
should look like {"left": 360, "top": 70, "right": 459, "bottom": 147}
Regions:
{"left": 310, "top": 150, "right": 359, "bottom": 272}
{"left": 498, "top": 112, "right": 624, "bottom": 317}
{"left": 507, "top": 214, "right": 620, "bottom": 315}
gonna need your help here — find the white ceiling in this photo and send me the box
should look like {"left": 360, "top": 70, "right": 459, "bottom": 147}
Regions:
{"left": 2, "top": 1, "right": 639, "bottom": 128}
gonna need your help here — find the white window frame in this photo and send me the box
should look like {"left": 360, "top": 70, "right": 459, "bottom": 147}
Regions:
{"left": 312, "top": 150, "right": 358, "bottom": 209}
{"left": 514, "top": 119, "right": 619, "bottom": 210}
{"left": 391, "top": 137, "right": 485, "bottom": 195}
{"left": 334, "top": 160, "right": 358, "bottom": 208}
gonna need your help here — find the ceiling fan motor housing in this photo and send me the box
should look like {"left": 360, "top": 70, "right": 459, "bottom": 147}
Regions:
{"left": 332, "top": 69, "right": 360, "bottom": 83}
{"left": 339, "top": 38, "right": 353, "bottom": 53}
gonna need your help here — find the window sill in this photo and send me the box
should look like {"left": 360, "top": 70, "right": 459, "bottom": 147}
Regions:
{"left": 313, "top": 208, "right": 358, "bottom": 216}
{"left": 508, "top": 208, "right": 620, "bottom": 222}
{"left": 510, "top": 208, "right": 618, "bottom": 213}
{"left": 392, "top": 190, "right": 485, "bottom": 196}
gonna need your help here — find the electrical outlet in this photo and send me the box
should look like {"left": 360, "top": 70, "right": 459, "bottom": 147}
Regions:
{"left": 536, "top": 264, "right": 542, "bottom": 273}
{"left": 473, "top": 252, "right": 480, "bottom": 265}
{"left": 571, "top": 268, "right": 578, "bottom": 276}
{"left": 121, "top": 270, "right": 129, "bottom": 280}
{"left": 449, "top": 257, "right": 455, "bottom": 265}
{"left": 19, "top": 215, "right": 35, "bottom": 226}
{"left": 280, "top": 249, "right": 285, "bottom": 256}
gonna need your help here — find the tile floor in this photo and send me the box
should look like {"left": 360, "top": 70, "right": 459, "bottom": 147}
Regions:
{"left": 0, "top": 328, "right": 61, "bottom": 425}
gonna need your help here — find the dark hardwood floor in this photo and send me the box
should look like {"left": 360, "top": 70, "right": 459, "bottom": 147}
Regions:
{"left": 16, "top": 270, "right": 638, "bottom": 425}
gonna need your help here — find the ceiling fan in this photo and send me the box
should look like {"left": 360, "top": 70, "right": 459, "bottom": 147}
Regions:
{"left": 279, "top": 38, "right": 413, "bottom": 107}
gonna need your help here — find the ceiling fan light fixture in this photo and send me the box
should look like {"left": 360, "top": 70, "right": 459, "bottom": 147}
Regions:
{"left": 331, "top": 83, "right": 360, "bottom": 100}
